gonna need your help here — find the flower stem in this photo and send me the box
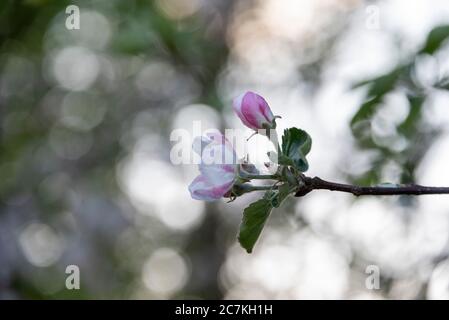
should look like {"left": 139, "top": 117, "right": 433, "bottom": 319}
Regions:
{"left": 243, "top": 174, "right": 278, "bottom": 180}
{"left": 249, "top": 185, "right": 278, "bottom": 191}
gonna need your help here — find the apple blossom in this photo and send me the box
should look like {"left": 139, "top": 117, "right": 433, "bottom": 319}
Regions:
{"left": 233, "top": 91, "right": 276, "bottom": 131}
{"left": 188, "top": 132, "right": 237, "bottom": 201}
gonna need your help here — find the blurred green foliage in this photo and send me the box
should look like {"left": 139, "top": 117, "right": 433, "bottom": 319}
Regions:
{"left": 349, "top": 24, "right": 449, "bottom": 187}
{"left": 0, "top": 0, "right": 232, "bottom": 299}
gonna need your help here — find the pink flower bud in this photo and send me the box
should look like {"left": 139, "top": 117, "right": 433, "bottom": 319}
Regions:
{"left": 233, "top": 91, "right": 276, "bottom": 130}
{"left": 189, "top": 132, "right": 237, "bottom": 201}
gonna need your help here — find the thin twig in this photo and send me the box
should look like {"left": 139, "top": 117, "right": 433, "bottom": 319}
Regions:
{"left": 295, "top": 176, "right": 449, "bottom": 197}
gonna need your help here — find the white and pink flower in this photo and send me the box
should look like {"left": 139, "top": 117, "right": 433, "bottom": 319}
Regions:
{"left": 188, "top": 132, "right": 237, "bottom": 201}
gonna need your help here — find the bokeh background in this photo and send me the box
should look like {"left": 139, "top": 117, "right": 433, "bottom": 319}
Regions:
{"left": 2, "top": 0, "right": 449, "bottom": 299}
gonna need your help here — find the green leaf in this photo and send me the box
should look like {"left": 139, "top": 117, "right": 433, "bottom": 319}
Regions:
{"left": 350, "top": 65, "right": 410, "bottom": 129}
{"left": 397, "top": 95, "right": 424, "bottom": 135}
{"left": 350, "top": 67, "right": 406, "bottom": 129}
{"left": 354, "top": 67, "right": 403, "bottom": 97}
{"left": 281, "top": 127, "right": 312, "bottom": 172}
{"left": 264, "top": 183, "right": 291, "bottom": 208}
{"left": 434, "top": 76, "right": 449, "bottom": 90}
{"left": 238, "top": 198, "right": 273, "bottom": 253}
{"left": 420, "top": 25, "right": 449, "bottom": 54}
{"left": 275, "top": 183, "right": 291, "bottom": 207}
{"left": 277, "top": 153, "right": 294, "bottom": 166}
{"left": 350, "top": 96, "right": 381, "bottom": 128}
{"left": 265, "top": 190, "right": 278, "bottom": 207}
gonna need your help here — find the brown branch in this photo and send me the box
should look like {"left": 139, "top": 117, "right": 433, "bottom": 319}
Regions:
{"left": 295, "top": 176, "right": 449, "bottom": 197}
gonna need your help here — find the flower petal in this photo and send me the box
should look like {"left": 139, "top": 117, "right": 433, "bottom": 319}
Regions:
{"left": 233, "top": 92, "right": 258, "bottom": 129}
{"left": 256, "top": 94, "right": 274, "bottom": 123}
{"left": 199, "top": 163, "right": 235, "bottom": 186}
{"left": 190, "top": 131, "right": 238, "bottom": 201}
{"left": 199, "top": 132, "right": 237, "bottom": 166}
{"left": 192, "top": 136, "right": 211, "bottom": 156}
{"left": 188, "top": 174, "right": 234, "bottom": 201}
